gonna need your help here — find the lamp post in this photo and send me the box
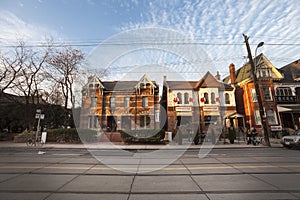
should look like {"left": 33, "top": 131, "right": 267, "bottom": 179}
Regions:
{"left": 243, "top": 34, "right": 271, "bottom": 146}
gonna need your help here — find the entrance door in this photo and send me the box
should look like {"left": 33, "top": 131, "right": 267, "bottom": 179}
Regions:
{"left": 107, "top": 116, "right": 117, "bottom": 132}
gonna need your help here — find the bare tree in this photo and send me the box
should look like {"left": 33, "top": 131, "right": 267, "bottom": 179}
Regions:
{"left": 0, "top": 42, "right": 26, "bottom": 93}
{"left": 12, "top": 43, "right": 50, "bottom": 104}
{"left": 46, "top": 46, "right": 84, "bottom": 109}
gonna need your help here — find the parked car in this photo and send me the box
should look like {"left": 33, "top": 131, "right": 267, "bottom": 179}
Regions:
{"left": 281, "top": 131, "right": 300, "bottom": 149}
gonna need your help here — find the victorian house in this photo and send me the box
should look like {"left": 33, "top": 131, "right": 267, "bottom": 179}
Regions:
{"left": 224, "top": 54, "right": 284, "bottom": 133}
{"left": 80, "top": 74, "right": 160, "bottom": 132}
{"left": 275, "top": 59, "right": 300, "bottom": 130}
{"left": 165, "top": 71, "right": 236, "bottom": 135}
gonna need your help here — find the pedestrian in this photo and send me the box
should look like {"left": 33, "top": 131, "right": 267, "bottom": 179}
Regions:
{"left": 246, "top": 128, "right": 252, "bottom": 145}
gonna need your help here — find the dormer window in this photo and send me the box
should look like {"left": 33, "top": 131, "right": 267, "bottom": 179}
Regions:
{"left": 257, "top": 65, "right": 271, "bottom": 78}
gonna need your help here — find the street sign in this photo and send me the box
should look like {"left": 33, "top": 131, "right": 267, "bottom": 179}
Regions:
{"left": 35, "top": 114, "right": 45, "bottom": 119}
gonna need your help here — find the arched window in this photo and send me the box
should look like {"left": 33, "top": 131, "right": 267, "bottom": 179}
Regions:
{"left": 204, "top": 92, "right": 209, "bottom": 104}
{"left": 184, "top": 92, "right": 189, "bottom": 104}
{"left": 225, "top": 93, "right": 230, "bottom": 104}
{"left": 211, "top": 92, "right": 216, "bottom": 104}
{"left": 177, "top": 93, "right": 182, "bottom": 104}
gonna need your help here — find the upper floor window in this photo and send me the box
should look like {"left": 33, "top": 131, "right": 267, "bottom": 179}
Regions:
{"left": 251, "top": 89, "right": 257, "bottom": 102}
{"left": 110, "top": 97, "right": 116, "bottom": 108}
{"left": 211, "top": 92, "right": 216, "bottom": 104}
{"left": 90, "top": 97, "right": 97, "bottom": 107}
{"left": 225, "top": 93, "right": 230, "bottom": 104}
{"left": 204, "top": 92, "right": 209, "bottom": 104}
{"left": 184, "top": 92, "right": 189, "bottom": 104}
{"left": 267, "top": 109, "right": 278, "bottom": 125}
{"left": 276, "top": 87, "right": 292, "bottom": 96}
{"left": 262, "top": 87, "right": 272, "bottom": 101}
{"left": 124, "top": 97, "right": 130, "bottom": 108}
{"left": 177, "top": 93, "right": 182, "bottom": 104}
{"left": 142, "top": 97, "right": 148, "bottom": 107}
{"left": 258, "top": 68, "right": 271, "bottom": 78}
{"left": 254, "top": 110, "right": 262, "bottom": 125}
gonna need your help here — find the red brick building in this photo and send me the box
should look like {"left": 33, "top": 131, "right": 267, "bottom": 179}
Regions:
{"left": 224, "top": 54, "right": 284, "bottom": 132}
{"left": 80, "top": 74, "right": 160, "bottom": 132}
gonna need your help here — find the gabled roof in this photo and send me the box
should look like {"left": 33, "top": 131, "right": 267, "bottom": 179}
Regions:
{"left": 196, "top": 71, "right": 233, "bottom": 90}
{"left": 102, "top": 81, "right": 139, "bottom": 91}
{"left": 135, "top": 74, "right": 156, "bottom": 89}
{"left": 166, "top": 71, "right": 233, "bottom": 91}
{"left": 84, "top": 75, "right": 104, "bottom": 89}
{"left": 84, "top": 74, "right": 157, "bottom": 92}
{"left": 279, "top": 59, "right": 300, "bottom": 83}
{"left": 166, "top": 81, "right": 198, "bottom": 90}
{"left": 224, "top": 54, "right": 283, "bottom": 84}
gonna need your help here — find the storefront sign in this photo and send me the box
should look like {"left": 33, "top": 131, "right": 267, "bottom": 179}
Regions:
{"left": 175, "top": 107, "right": 192, "bottom": 112}
{"left": 203, "top": 107, "right": 219, "bottom": 112}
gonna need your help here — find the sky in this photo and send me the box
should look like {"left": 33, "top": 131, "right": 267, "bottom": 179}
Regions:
{"left": 0, "top": 0, "right": 300, "bottom": 82}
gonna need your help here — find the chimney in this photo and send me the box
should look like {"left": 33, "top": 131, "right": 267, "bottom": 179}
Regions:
{"left": 215, "top": 71, "right": 220, "bottom": 80}
{"left": 229, "top": 63, "right": 236, "bottom": 85}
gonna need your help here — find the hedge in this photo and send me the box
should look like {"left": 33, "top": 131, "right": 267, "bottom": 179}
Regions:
{"left": 46, "top": 128, "right": 98, "bottom": 143}
{"left": 120, "top": 129, "right": 165, "bottom": 144}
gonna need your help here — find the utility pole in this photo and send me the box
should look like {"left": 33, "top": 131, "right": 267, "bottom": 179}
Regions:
{"left": 243, "top": 34, "right": 271, "bottom": 146}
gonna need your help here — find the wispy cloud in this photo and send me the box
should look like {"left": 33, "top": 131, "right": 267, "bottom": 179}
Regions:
{"left": 0, "top": 11, "right": 61, "bottom": 46}
{"left": 121, "top": 0, "right": 300, "bottom": 75}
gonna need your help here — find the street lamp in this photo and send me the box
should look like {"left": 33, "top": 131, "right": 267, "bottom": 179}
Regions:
{"left": 254, "top": 42, "right": 264, "bottom": 75}
{"left": 243, "top": 34, "right": 271, "bottom": 146}
{"left": 255, "top": 42, "right": 264, "bottom": 58}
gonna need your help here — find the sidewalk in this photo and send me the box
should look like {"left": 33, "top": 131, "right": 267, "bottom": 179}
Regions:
{"left": 0, "top": 138, "right": 283, "bottom": 149}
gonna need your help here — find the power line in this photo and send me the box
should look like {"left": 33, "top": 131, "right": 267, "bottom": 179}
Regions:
{"left": 1, "top": 42, "right": 300, "bottom": 48}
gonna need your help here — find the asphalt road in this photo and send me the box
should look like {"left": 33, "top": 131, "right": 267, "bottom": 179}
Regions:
{"left": 0, "top": 147, "right": 300, "bottom": 200}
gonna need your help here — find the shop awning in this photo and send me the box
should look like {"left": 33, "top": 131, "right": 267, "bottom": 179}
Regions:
{"left": 277, "top": 106, "right": 292, "bottom": 112}
{"left": 224, "top": 112, "right": 244, "bottom": 119}
{"left": 278, "top": 105, "right": 300, "bottom": 112}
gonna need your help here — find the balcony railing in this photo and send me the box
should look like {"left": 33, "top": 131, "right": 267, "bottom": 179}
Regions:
{"left": 274, "top": 95, "right": 300, "bottom": 103}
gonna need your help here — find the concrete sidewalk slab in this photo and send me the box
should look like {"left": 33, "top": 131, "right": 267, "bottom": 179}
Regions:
{"left": 131, "top": 176, "right": 200, "bottom": 193}
{"left": 0, "top": 174, "right": 76, "bottom": 192}
{"left": 192, "top": 174, "right": 278, "bottom": 191}
{"left": 207, "top": 193, "right": 298, "bottom": 200}
{"left": 47, "top": 193, "right": 128, "bottom": 200}
{"left": 59, "top": 175, "right": 133, "bottom": 193}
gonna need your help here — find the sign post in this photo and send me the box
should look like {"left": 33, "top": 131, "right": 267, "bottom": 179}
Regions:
{"left": 35, "top": 109, "right": 45, "bottom": 146}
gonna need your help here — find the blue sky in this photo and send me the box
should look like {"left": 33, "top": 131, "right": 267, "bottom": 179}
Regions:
{"left": 0, "top": 0, "right": 300, "bottom": 80}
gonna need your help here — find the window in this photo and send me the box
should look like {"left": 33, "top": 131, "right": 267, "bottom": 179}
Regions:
{"left": 276, "top": 87, "right": 292, "bottom": 96}
{"left": 254, "top": 110, "right": 262, "bottom": 125}
{"left": 90, "top": 97, "right": 97, "bottom": 107}
{"left": 184, "top": 92, "right": 189, "bottom": 104}
{"left": 155, "top": 111, "right": 160, "bottom": 122}
{"left": 211, "top": 92, "right": 216, "bottom": 104}
{"left": 259, "top": 69, "right": 271, "bottom": 78}
{"left": 263, "top": 87, "right": 272, "bottom": 101}
{"left": 204, "top": 92, "right": 209, "bottom": 104}
{"left": 225, "top": 93, "right": 230, "bottom": 104}
{"left": 140, "top": 115, "right": 151, "bottom": 128}
{"left": 177, "top": 93, "right": 182, "bottom": 104}
{"left": 110, "top": 97, "right": 116, "bottom": 108}
{"left": 124, "top": 97, "right": 130, "bottom": 108}
{"left": 251, "top": 89, "right": 257, "bottom": 102}
{"left": 88, "top": 116, "right": 98, "bottom": 128}
{"left": 267, "top": 109, "right": 278, "bottom": 125}
{"left": 142, "top": 97, "right": 148, "bottom": 107}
